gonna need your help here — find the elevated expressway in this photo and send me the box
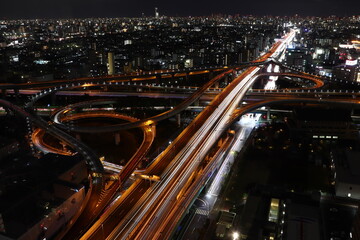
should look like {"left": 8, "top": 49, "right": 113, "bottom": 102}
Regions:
{"left": 50, "top": 70, "right": 325, "bottom": 132}
{"left": 73, "top": 30, "right": 299, "bottom": 240}
{"left": 130, "top": 94, "right": 360, "bottom": 239}
{"left": 13, "top": 70, "right": 324, "bottom": 101}
{"left": 34, "top": 63, "right": 348, "bottom": 237}
{"left": 3, "top": 28, "right": 342, "bottom": 239}
{"left": 17, "top": 57, "right": 256, "bottom": 240}
{"left": 50, "top": 68, "right": 242, "bottom": 133}
{"left": 10, "top": 27, "right": 360, "bottom": 240}
{"left": 0, "top": 59, "right": 268, "bottom": 94}
{"left": 79, "top": 65, "right": 262, "bottom": 240}
{"left": 0, "top": 99, "right": 105, "bottom": 240}
{"left": 0, "top": 66, "right": 226, "bottom": 90}
{"left": 33, "top": 69, "right": 332, "bottom": 177}
{"left": 51, "top": 58, "right": 260, "bottom": 239}
{"left": 32, "top": 112, "right": 155, "bottom": 178}
{"left": 9, "top": 30, "right": 332, "bottom": 239}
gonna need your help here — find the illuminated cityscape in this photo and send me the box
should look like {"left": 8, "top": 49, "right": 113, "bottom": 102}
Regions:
{"left": 0, "top": 6, "right": 360, "bottom": 240}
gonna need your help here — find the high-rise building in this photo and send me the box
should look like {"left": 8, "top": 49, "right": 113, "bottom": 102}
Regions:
{"left": 332, "top": 60, "right": 360, "bottom": 82}
{"left": 107, "top": 52, "right": 114, "bottom": 75}
{"left": 286, "top": 48, "right": 312, "bottom": 72}
{"left": 155, "top": 7, "right": 159, "bottom": 19}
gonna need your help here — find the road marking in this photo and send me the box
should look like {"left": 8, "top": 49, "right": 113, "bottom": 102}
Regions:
{"left": 195, "top": 209, "right": 209, "bottom": 216}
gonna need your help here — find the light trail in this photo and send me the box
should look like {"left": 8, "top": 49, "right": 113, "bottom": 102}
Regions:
{"left": 108, "top": 67, "right": 261, "bottom": 239}
{"left": 119, "top": 29, "right": 297, "bottom": 240}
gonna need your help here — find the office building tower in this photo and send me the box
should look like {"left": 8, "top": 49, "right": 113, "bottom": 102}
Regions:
{"left": 155, "top": 7, "right": 159, "bottom": 19}
{"left": 107, "top": 52, "right": 114, "bottom": 75}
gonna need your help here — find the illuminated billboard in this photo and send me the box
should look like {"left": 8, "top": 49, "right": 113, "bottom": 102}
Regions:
{"left": 346, "top": 59, "right": 358, "bottom": 66}
{"left": 339, "top": 44, "right": 354, "bottom": 49}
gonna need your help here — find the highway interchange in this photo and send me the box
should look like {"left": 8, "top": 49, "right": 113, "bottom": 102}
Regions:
{"left": 4, "top": 28, "right": 360, "bottom": 239}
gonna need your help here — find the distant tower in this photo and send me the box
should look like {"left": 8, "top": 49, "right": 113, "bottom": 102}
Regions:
{"left": 107, "top": 52, "right": 114, "bottom": 75}
{"left": 155, "top": 7, "right": 159, "bottom": 19}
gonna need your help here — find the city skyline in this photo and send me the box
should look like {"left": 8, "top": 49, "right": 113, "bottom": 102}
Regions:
{"left": 0, "top": 0, "right": 359, "bottom": 19}
{"left": 1, "top": 13, "right": 360, "bottom": 240}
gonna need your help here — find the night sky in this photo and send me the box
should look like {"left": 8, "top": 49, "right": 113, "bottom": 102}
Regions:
{"left": 0, "top": 0, "right": 359, "bottom": 19}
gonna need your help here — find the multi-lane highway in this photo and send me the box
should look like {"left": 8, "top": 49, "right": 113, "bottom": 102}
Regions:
{"left": 75, "top": 29, "right": 296, "bottom": 240}
{"left": 111, "top": 30, "right": 297, "bottom": 240}
{"left": 5, "top": 27, "right": 348, "bottom": 240}
{"left": 51, "top": 68, "right": 239, "bottom": 133}
{"left": 78, "top": 65, "right": 261, "bottom": 240}
{"left": 0, "top": 66, "right": 226, "bottom": 90}
{"left": 47, "top": 29, "right": 295, "bottom": 239}
{"left": 0, "top": 98, "right": 106, "bottom": 240}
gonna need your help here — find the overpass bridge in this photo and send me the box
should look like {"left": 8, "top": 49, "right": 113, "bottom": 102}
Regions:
{"left": 0, "top": 28, "right": 311, "bottom": 240}
{"left": 4, "top": 28, "right": 360, "bottom": 240}
{"left": 77, "top": 29, "right": 298, "bottom": 240}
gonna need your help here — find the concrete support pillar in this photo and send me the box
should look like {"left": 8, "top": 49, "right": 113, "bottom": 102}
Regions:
{"left": 176, "top": 113, "right": 181, "bottom": 127}
{"left": 60, "top": 142, "right": 67, "bottom": 152}
{"left": 115, "top": 133, "right": 121, "bottom": 146}
{"left": 260, "top": 78, "right": 265, "bottom": 87}
{"left": 194, "top": 99, "right": 200, "bottom": 106}
{"left": 267, "top": 107, "right": 271, "bottom": 121}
